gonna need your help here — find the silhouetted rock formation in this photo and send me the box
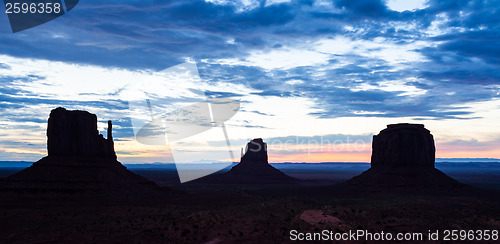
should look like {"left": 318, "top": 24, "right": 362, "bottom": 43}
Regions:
{"left": 347, "top": 123, "right": 461, "bottom": 187}
{"left": 0, "top": 107, "right": 166, "bottom": 199}
{"left": 193, "top": 138, "right": 296, "bottom": 184}
{"left": 47, "top": 107, "right": 116, "bottom": 159}
{"left": 371, "top": 124, "right": 435, "bottom": 170}
{"left": 229, "top": 138, "right": 274, "bottom": 175}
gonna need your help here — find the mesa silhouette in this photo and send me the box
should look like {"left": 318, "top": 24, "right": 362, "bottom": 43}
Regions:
{"left": 0, "top": 107, "right": 166, "bottom": 198}
{"left": 347, "top": 123, "right": 462, "bottom": 187}
{"left": 192, "top": 138, "right": 296, "bottom": 184}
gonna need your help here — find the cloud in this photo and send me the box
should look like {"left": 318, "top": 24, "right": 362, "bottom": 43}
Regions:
{"left": 386, "top": 0, "right": 429, "bottom": 12}
{"left": 266, "top": 133, "right": 373, "bottom": 144}
{"left": 335, "top": 0, "right": 391, "bottom": 18}
{"left": 0, "top": 63, "right": 10, "bottom": 69}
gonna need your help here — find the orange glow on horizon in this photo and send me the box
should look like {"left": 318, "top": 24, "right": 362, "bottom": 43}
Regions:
{"left": 436, "top": 149, "right": 500, "bottom": 159}
{"left": 436, "top": 143, "right": 500, "bottom": 159}
{"left": 267, "top": 146, "right": 500, "bottom": 163}
{"left": 2, "top": 148, "right": 46, "bottom": 156}
{"left": 268, "top": 152, "right": 371, "bottom": 163}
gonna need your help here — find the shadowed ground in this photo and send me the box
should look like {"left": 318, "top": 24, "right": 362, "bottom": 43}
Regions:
{"left": 0, "top": 164, "right": 499, "bottom": 243}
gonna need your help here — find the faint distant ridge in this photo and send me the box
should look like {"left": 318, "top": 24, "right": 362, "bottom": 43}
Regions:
{"left": 192, "top": 138, "right": 296, "bottom": 184}
{"left": 0, "top": 161, "right": 33, "bottom": 168}
{"left": 0, "top": 107, "right": 167, "bottom": 198}
{"left": 347, "top": 123, "right": 462, "bottom": 187}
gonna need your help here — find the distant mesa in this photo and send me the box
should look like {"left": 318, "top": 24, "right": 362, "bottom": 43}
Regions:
{"left": 193, "top": 138, "right": 296, "bottom": 184}
{"left": 47, "top": 107, "right": 116, "bottom": 159}
{"left": 228, "top": 138, "right": 295, "bottom": 180}
{"left": 347, "top": 123, "right": 462, "bottom": 187}
{"left": 371, "top": 124, "right": 435, "bottom": 170}
{"left": 1, "top": 107, "right": 166, "bottom": 198}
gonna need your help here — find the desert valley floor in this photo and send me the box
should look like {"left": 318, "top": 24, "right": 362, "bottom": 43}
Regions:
{"left": 1, "top": 163, "right": 499, "bottom": 243}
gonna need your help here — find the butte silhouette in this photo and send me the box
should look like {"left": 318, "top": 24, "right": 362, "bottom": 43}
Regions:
{"left": 193, "top": 138, "right": 296, "bottom": 184}
{"left": 0, "top": 107, "right": 166, "bottom": 198}
{"left": 347, "top": 123, "right": 461, "bottom": 187}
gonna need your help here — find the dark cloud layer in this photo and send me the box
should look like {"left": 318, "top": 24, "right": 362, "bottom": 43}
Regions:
{"left": 0, "top": 0, "right": 499, "bottom": 121}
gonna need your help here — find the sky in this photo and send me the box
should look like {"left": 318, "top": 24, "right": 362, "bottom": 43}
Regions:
{"left": 0, "top": 0, "right": 499, "bottom": 163}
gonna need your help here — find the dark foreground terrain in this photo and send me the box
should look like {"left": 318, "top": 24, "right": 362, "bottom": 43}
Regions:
{"left": 0, "top": 162, "right": 499, "bottom": 243}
